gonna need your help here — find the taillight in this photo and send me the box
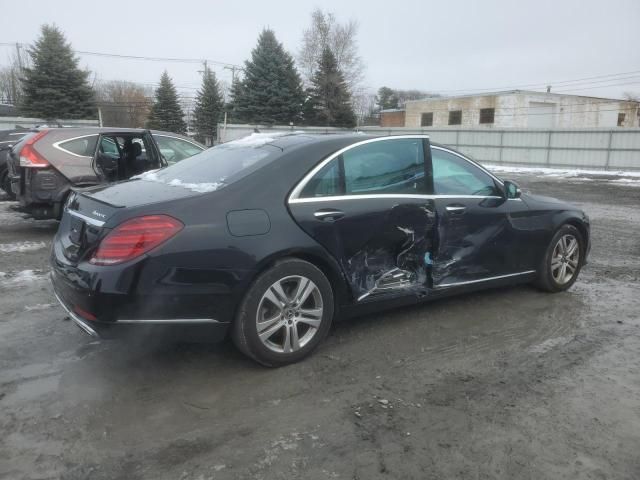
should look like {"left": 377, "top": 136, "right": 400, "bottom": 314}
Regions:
{"left": 90, "top": 215, "right": 183, "bottom": 265}
{"left": 19, "top": 130, "right": 50, "bottom": 167}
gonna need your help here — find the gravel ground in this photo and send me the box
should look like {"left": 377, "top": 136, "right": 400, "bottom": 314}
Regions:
{"left": 1, "top": 173, "right": 639, "bottom": 480}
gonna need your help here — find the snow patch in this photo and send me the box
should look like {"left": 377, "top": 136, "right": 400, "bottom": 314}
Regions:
{"left": 529, "top": 336, "right": 573, "bottom": 354}
{"left": 0, "top": 269, "right": 48, "bottom": 288}
{"left": 0, "top": 241, "right": 47, "bottom": 253}
{"left": 487, "top": 165, "right": 640, "bottom": 178}
{"left": 136, "top": 170, "right": 225, "bottom": 193}
{"left": 25, "top": 303, "right": 56, "bottom": 311}
{"left": 225, "top": 132, "right": 290, "bottom": 148}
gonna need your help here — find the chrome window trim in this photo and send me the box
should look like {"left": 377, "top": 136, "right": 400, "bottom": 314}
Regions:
{"left": 67, "top": 209, "right": 106, "bottom": 227}
{"left": 287, "top": 135, "right": 510, "bottom": 204}
{"left": 289, "top": 193, "right": 506, "bottom": 204}
{"left": 52, "top": 134, "right": 99, "bottom": 158}
{"left": 288, "top": 135, "right": 430, "bottom": 202}
{"left": 437, "top": 270, "right": 536, "bottom": 288}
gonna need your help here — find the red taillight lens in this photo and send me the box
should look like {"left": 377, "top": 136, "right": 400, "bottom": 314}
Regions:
{"left": 19, "top": 130, "right": 50, "bottom": 167}
{"left": 90, "top": 215, "right": 183, "bottom": 265}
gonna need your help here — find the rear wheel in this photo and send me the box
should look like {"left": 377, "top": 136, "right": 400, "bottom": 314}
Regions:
{"left": 535, "top": 224, "right": 583, "bottom": 292}
{"left": 232, "top": 258, "right": 334, "bottom": 367}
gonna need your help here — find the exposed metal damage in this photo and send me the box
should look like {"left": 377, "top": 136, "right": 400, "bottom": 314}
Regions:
{"left": 347, "top": 203, "right": 436, "bottom": 301}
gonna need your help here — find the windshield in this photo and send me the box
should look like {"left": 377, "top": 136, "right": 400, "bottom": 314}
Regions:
{"left": 134, "top": 134, "right": 283, "bottom": 193}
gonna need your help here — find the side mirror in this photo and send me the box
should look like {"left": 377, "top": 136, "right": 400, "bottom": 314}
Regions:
{"left": 503, "top": 180, "right": 521, "bottom": 199}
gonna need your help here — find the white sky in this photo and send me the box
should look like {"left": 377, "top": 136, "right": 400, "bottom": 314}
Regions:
{"left": 1, "top": 0, "right": 639, "bottom": 101}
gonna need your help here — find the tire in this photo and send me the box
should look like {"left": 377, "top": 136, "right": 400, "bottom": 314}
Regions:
{"left": 0, "top": 169, "right": 16, "bottom": 200}
{"left": 535, "top": 224, "right": 584, "bottom": 292}
{"left": 232, "top": 258, "right": 334, "bottom": 367}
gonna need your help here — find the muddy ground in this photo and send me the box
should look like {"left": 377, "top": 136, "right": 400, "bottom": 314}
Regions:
{"left": 1, "top": 173, "right": 639, "bottom": 480}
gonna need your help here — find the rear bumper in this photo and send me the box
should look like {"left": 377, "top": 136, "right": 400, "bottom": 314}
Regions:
{"left": 50, "top": 272, "right": 231, "bottom": 343}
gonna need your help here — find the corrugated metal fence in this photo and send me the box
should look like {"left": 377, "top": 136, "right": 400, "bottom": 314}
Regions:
{"left": 218, "top": 124, "right": 640, "bottom": 171}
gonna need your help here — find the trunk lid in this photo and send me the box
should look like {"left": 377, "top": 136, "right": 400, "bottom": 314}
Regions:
{"left": 58, "top": 178, "right": 202, "bottom": 264}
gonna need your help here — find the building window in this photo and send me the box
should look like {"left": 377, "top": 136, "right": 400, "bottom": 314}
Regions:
{"left": 421, "top": 112, "right": 433, "bottom": 127}
{"left": 617, "top": 112, "right": 626, "bottom": 127}
{"left": 448, "top": 110, "right": 462, "bottom": 125}
{"left": 479, "top": 108, "right": 495, "bottom": 124}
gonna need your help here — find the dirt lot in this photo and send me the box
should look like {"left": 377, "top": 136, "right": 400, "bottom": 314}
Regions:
{"left": 1, "top": 172, "right": 639, "bottom": 480}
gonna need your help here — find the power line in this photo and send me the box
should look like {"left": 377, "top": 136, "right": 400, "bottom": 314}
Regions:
{"left": 0, "top": 41, "right": 243, "bottom": 70}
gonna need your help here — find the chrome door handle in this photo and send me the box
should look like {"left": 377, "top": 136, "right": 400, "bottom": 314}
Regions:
{"left": 446, "top": 205, "right": 466, "bottom": 214}
{"left": 314, "top": 209, "right": 345, "bottom": 220}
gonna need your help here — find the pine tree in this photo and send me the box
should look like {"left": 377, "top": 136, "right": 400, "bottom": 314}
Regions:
{"left": 231, "top": 29, "right": 304, "bottom": 125}
{"left": 146, "top": 71, "right": 187, "bottom": 133}
{"left": 306, "top": 47, "right": 356, "bottom": 128}
{"left": 20, "top": 25, "right": 95, "bottom": 120}
{"left": 192, "top": 64, "right": 223, "bottom": 144}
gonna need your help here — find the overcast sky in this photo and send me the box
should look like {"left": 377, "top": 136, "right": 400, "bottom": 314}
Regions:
{"left": 1, "top": 0, "right": 639, "bottom": 102}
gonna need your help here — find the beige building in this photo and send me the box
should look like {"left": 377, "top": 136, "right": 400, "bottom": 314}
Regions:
{"left": 392, "top": 90, "right": 639, "bottom": 129}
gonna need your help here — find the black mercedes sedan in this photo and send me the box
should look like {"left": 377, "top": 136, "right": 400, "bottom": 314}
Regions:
{"left": 51, "top": 133, "right": 590, "bottom": 366}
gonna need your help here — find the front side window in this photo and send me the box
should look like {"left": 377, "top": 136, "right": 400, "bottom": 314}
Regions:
{"left": 154, "top": 135, "right": 203, "bottom": 164}
{"left": 299, "top": 138, "right": 426, "bottom": 198}
{"left": 57, "top": 135, "right": 98, "bottom": 157}
{"left": 431, "top": 148, "right": 499, "bottom": 196}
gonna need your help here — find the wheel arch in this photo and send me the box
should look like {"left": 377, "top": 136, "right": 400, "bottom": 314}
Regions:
{"left": 246, "top": 249, "right": 352, "bottom": 316}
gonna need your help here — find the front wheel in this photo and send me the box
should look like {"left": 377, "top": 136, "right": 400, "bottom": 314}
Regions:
{"left": 535, "top": 224, "right": 584, "bottom": 292}
{"left": 232, "top": 258, "right": 334, "bottom": 367}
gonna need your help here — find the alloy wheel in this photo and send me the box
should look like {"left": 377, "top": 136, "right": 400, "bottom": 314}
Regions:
{"left": 551, "top": 234, "right": 580, "bottom": 285}
{"left": 256, "top": 275, "right": 323, "bottom": 354}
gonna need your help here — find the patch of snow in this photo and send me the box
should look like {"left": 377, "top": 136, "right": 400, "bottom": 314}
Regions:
{"left": 136, "top": 171, "right": 225, "bottom": 193}
{"left": 0, "top": 241, "right": 47, "bottom": 253}
{"left": 0, "top": 269, "right": 48, "bottom": 288}
{"left": 131, "top": 169, "right": 160, "bottom": 180}
{"left": 167, "top": 178, "right": 224, "bottom": 193}
{"left": 225, "top": 132, "right": 290, "bottom": 148}
{"left": 529, "top": 336, "right": 573, "bottom": 354}
{"left": 486, "top": 164, "right": 640, "bottom": 178}
{"left": 25, "top": 303, "right": 56, "bottom": 311}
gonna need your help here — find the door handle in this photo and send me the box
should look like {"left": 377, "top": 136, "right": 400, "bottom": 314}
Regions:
{"left": 314, "top": 209, "right": 345, "bottom": 221}
{"left": 446, "top": 205, "right": 466, "bottom": 214}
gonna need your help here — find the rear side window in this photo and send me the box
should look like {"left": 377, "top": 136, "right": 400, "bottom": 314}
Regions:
{"left": 57, "top": 135, "right": 98, "bottom": 157}
{"left": 300, "top": 138, "right": 426, "bottom": 198}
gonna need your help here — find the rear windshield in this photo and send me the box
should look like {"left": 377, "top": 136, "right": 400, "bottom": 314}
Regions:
{"left": 135, "top": 134, "right": 282, "bottom": 193}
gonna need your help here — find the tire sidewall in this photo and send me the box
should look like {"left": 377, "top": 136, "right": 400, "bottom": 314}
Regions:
{"left": 542, "top": 224, "right": 584, "bottom": 292}
{"left": 234, "top": 259, "right": 334, "bottom": 366}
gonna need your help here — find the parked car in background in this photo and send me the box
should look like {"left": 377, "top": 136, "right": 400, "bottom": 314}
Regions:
{"left": 7, "top": 127, "right": 204, "bottom": 219}
{"left": 50, "top": 133, "right": 590, "bottom": 366}
{"left": 0, "top": 128, "right": 30, "bottom": 198}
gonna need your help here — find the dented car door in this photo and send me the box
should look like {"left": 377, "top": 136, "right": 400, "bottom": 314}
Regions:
{"left": 429, "top": 146, "right": 533, "bottom": 286}
{"left": 288, "top": 137, "right": 436, "bottom": 302}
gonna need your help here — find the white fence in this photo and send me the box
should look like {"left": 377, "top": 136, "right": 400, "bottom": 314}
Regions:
{"left": 0, "top": 116, "right": 99, "bottom": 131}
{"left": 218, "top": 124, "right": 640, "bottom": 171}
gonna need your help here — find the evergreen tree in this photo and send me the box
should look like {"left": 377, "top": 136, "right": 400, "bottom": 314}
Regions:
{"left": 231, "top": 29, "right": 304, "bottom": 124}
{"left": 306, "top": 47, "right": 356, "bottom": 127}
{"left": 192, "top": 64, "right": 223, "bottom": 144}
{"left": 146, "top": 71, "right": 187, "bottom": 133}
{"left": 20, "top": 25, "right": 95, "bottom": 119}
{"left": 227, "top": 76, "right": 246, "bottom": 123}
